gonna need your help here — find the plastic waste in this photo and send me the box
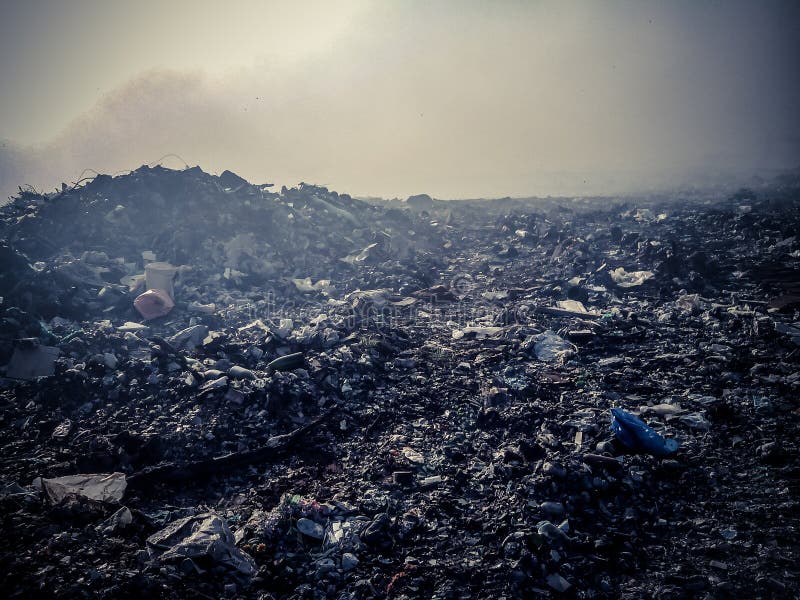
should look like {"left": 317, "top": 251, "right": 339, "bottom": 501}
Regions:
{"left": 452, "top": 326, "right": 505, "bottom": 340}
{"left": 133, "top": 289, "right": 175, "bottom": 320}
{"left": 273, "top": 318, "right": 294, "bottom": 338}
{"left": 144, "top": 262, "right": 177, "bottom": 299}
{"left": 40, "top": 472, "right": 127, "bottom": 504}
{"left": 342, "top": 243, "right": 380, "bottom": 265}
{"left": 609, "top": 267, "right": 654, "bottom": 288}
{"left": 97, "top": 506, "right": 133, "bottom": 533}
{"left": 639, "top": 403, "right": 684, "bottom": 417}
{"left": 117, "top": 321, "right": 150, "bottom": 333}
{"left": 292, "top": 277, "right": 334, "bottom": 295}
{"left": 533, "top": 331, "right": 577, "bottom": 363}
{"left": 146, "top": 512, "right": 256, "bottom": 577}
{"left": 167, "top": 324, "right": 208, "bottom": 349}
{"left": 188, "top": 301, "right": 216, "bottom": 315}
{"left": 51, "top": 419, "right": 72, "bottom": 440}
{"left": 610, "top": 408, "right": 679, "bottom": 457}
{"left": 555, "top": 299, "right": 590, "bottom": 313}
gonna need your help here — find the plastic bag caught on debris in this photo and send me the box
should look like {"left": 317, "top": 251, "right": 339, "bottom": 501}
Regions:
{"left": 610, "top": 267, "right": 654, "bottom": 288}
{"left": 610, "top": 408, "right": 679, "bottom": 457}
{"left": 41, "top": 472, "right": 127, "bottom": 504}
{"left": 146, "top": 512, "right": 256, "bottom": 577}
{"left": 533, "top": 331, "right": 577, "bottom": 363}
{"left": 133, "top": 289, "right": 175, "bottom": 320}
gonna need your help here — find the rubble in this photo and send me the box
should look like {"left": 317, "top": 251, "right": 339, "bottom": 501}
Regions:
{"left": 0, "top": 164, "right": 799, "bottom": 598}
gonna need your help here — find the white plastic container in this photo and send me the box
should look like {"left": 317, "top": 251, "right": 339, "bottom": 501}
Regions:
{"left": 144, "top": 262, "right": 177, "bottom": 299}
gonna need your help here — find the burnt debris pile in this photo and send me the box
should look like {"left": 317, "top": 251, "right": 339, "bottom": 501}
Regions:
{"left": 1, "top": 166, "right": 799, "bottom": 598}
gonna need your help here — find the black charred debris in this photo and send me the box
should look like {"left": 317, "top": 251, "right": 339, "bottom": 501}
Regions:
{"left": 1, "top": 165, "right": 799, "bottom": 599}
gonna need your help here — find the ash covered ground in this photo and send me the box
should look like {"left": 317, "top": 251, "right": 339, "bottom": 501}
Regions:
{"left": 0, "top": 166, "right": 799, "bottom": 599}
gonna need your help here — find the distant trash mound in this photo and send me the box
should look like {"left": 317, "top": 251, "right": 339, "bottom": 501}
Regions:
{"left": 0, "top": 165, "right": 424, "bottom": 318}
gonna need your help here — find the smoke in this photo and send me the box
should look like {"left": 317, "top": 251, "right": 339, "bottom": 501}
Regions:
{"left": 1, "top": 1, "right": 798, "bottom": 201}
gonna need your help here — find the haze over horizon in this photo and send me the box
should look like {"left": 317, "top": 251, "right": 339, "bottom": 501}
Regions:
{"left": 1, "top": 0, "right": 798, "bottom": 201}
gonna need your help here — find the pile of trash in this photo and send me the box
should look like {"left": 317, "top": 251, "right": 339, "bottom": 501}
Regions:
{"left": 0, "top": 165, "right": 798, "bottom": 598}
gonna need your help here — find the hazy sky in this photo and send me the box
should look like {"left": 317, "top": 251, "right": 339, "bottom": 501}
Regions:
{"left": 1, "top": 0, "right": 798, "bottom": 200}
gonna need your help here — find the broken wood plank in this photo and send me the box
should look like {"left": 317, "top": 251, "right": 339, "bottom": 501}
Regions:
{"left": 127, "top": 407, "right": 335, "bottom": 490}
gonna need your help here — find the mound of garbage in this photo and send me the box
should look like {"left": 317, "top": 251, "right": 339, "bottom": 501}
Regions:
{"left": 0, "top": 165, "right": 798, "bottom": 598}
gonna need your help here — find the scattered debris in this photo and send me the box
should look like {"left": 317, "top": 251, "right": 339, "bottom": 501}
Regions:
{"left": 0, "top": 165, "right": 798, "bottom": 598}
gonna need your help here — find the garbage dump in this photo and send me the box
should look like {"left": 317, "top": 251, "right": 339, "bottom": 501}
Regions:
{"left": 0, "top": 165, "right": 799, "bottom": 598}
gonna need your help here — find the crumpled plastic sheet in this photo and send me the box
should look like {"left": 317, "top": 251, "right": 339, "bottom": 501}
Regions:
{"left": 610, "top": 408, "right": 679, "bottom": 457}
{"left": 167, "top": 324, "right": 209, "bottom": 349}
{"left": 533, "top": 330, "right": 577, "bottom": 363}
{"left": 41, "top": 472, "right": 127, "bottom": 504}
{"left": 292, "top": 277, "right": 335, "bottom": 295}
{"left": 609, "top": 267, "right": 654, "bottom": 288}
{"left": 146, "top": 512, "right": 257, "bottom": 577}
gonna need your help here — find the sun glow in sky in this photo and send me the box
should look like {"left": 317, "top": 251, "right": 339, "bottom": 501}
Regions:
{"left": 1, "top": 0, "right": 798, "bottom": 200}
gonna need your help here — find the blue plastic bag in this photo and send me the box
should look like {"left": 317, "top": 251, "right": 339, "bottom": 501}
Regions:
{"left": 610, "top": 408, "right": 679, "bottom": 457}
